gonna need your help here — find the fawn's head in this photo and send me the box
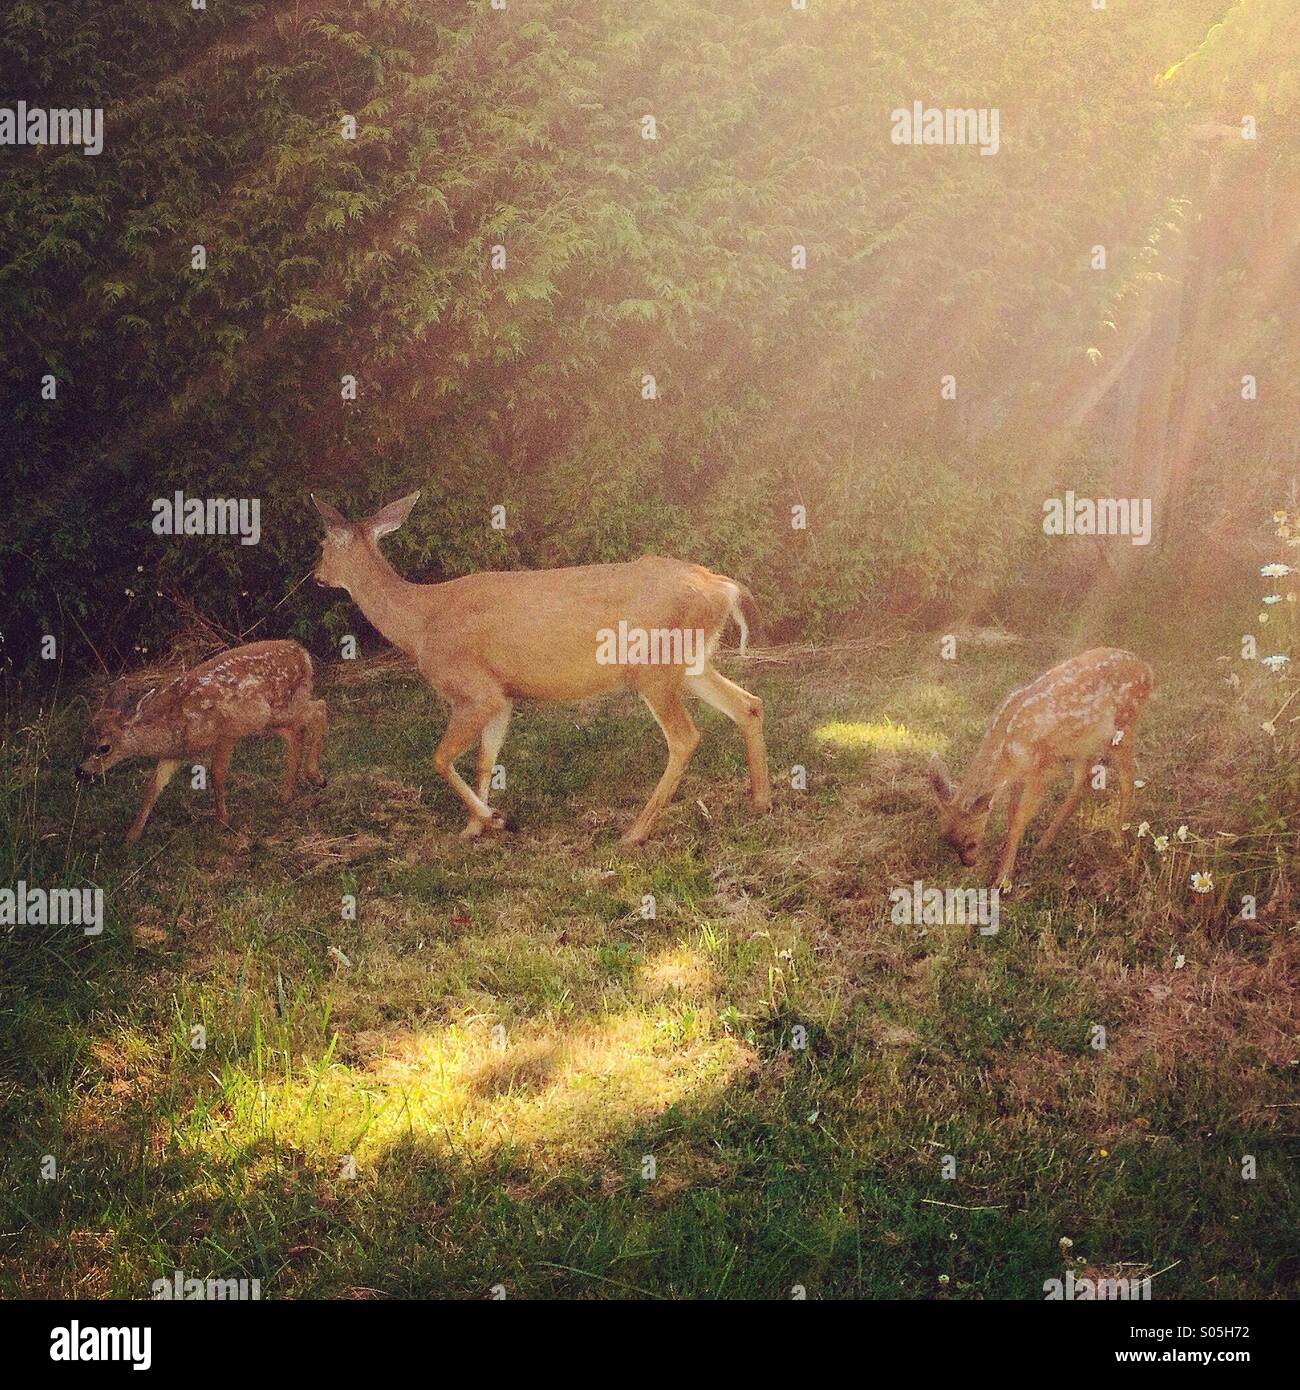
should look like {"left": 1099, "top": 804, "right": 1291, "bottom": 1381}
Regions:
{"left": 310, "top": 493, "right": 421, "bottom": 593}
{"left": 928, "top": 755, "right": 994, "bottom": 867}
{"left": 78, "top": 680, "right": 154, "bottom": 778}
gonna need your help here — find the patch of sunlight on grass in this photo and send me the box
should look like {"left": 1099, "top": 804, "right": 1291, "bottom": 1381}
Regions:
{"left": 634, "top": 945, "right": 715, "bottom": 1003}
{"left": 814, "top": 719, "right": 942, "bottom": 755}
{"left": 197, "top": 1009, "right": 753, "bottom": 1173}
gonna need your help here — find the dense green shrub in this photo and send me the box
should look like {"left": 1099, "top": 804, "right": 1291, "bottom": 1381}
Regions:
{"left": 2, "top": 0, "right": 1296, "bottom": 674}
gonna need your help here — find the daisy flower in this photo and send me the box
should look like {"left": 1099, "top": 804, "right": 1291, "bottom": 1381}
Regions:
{"left": 1261, "top": 563, "right": 1294, "bottom": 578}
{"left": 1190, "top": 871, "right": 1213, "bottom": 894}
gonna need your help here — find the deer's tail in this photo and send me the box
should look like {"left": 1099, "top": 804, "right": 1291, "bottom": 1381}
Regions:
{"left": 727, "top": 582, "right": 760, "bottom": 656}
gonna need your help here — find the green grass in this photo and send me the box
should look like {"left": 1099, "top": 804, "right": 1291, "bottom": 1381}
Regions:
{"left": 1, "top": 634, "right": 1297, "bottom": 1299}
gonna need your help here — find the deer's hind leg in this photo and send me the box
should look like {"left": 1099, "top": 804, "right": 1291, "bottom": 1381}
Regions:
{"left": 622, "top": 682, "right": 700, "bottom": 847}
{"left": 686, "top": 665, "right": 771, "bottom": 812}
{"left": 275, "top": 726, "right": 302, "bottom": 804}
{"left": 1111, "top": 737, "right": 1137, "bottom": 835}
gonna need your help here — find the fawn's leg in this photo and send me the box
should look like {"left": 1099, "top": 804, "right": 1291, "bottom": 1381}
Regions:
{"left": 276, "top": 727, "right": 302, "bottom": 804}
{"left": 1112, "top": 738, "right": 1137, "bottom": 832}
{"left": 302, "top": 699, "right": 328, "bottom": 787}
{"left": 211, "top": 740, "right": 235, "bottom": 829}
{"left": 471, "top": 701, "right": 514, "bottom": 834}
{"left": 622, "top": 683, "right": 700, "bottom": 847}
{"left": 432, "top": 700, "right": 511, "bottom": 838}
{"left": 992, "top": 771, "right": 1044, "bottom": 887}
{"left": 125, "top": 758, "right": 181, "bottom": 843}
{"left": 1034, "top": 758, "right": 1089, "bottom": 855}
{"left": 686, "top": 665, "right": 771, "bottom": 812}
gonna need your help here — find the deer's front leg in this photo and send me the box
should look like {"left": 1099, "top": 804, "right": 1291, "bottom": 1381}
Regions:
{"left": 211, "top": 740, "right": 235, "bottom": 829}
{"left": 302, "top": 699, "right": 328, "bottom": 787}
{"left": 471, "top": 701, "right": 514, "bottom": 835}
{"left": 125, "top": 759, "right": 181, "bottom": 843}
{"left": 1034, "top": 759, "right": 1089, "bottom": 856}
{"left": 991, "top": 772, "right": 1043, "bottom": 888}
{"left": 432, "top": 701, "right": 510, "bottom": 838}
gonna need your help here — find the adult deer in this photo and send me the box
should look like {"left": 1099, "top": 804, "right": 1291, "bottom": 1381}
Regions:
{"left": 310, "top": 493, "right": 771, "bottom": 845}
{"left": 928, "top": 648, "right": 1153, "bottom": 886}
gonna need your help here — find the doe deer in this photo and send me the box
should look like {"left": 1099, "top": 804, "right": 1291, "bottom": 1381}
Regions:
{"left": 927, "top": 647, "right": 1154, "bottom": 886}
{"left": 310, "top": 492, "right": 771, "bottom": 845}
{"left": 77, "top": 639, "right": 327, "bottom": 842}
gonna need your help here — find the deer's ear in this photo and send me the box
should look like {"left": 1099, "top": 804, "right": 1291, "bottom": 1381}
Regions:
{"left": 366, "top": 491, "right": 421, "bottom": 541}
{"left": 927, "top": 755, "right": 956, "bottom": 805}
{"left": 966, "top": 790, "right": 994, "bottom": 814}
{"left": 126, "top": 688, "right": 157, "bottom": 724}
{"left": 310, "top": 494, "right": 348, "bottom": 531}
{"left": 105, "top": 678, "right": 131, "bottom": 712}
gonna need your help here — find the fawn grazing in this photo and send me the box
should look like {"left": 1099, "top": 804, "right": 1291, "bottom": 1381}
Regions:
{"left": 78, "top": 640, "right": 327, "bottom": 842}
{"left": 928, "top": 647, "right": 1154, "bottom": 886}
{"left": 310, "top": 492, "right": 770, "bottom": 845}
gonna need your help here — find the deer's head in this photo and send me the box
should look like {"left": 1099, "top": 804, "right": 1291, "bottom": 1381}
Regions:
{"left": 77, "top": 680, "right": 156, "bottom": 778}
{"left": 927, "top": 755, "right": 994, "bottom": 868}
{"left": 310, "top": 493, "right": 421, "bottom": 594}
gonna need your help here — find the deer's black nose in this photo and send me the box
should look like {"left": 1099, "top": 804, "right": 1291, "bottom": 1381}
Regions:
{"left": 74, "top": 766, "right": 92, "bottom": 782}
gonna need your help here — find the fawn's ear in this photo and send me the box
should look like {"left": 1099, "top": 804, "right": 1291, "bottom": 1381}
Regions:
{"left": 927, "top": 754, "right": 956, "bottom": 805}
{"left": 965, "top": 790, "right": 995, "bottom": 814}
{"left": 310, "top": 494, "right": 349, "bottom": 532}
{"left": 126, "top": 687, "right": 157, "bottom": 724}
{"left": 366, "top": 491, "right": 421, "bottom": 541}
{"left": 105, "top": 678, "right": 131, "bottom": 712}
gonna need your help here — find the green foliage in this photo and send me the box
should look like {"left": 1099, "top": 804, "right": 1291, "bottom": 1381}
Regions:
{"left": 1, "top": 0, "right": 1297, "bottom": 673}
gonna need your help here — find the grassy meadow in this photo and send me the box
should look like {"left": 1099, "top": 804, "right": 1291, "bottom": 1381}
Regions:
{"left": 2, "top": 621, "right": 1297, "bottom": 1300}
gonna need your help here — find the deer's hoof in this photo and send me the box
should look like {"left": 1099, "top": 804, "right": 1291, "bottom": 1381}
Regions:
{"left": 125, "top": 828, "right": 142, "bottom": 845}
{"left": 308, "top": 772, "right": 328, "bottom": 789}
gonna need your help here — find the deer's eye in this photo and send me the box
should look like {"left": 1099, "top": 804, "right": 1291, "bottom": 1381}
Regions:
{"left": 96, "top": 742, "right": 111, "bottom": 755}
